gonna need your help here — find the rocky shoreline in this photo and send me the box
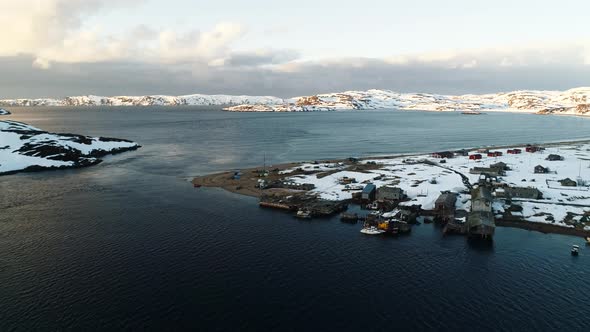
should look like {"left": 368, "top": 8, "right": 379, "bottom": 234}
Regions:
{"left": 0, "top": 120, "right": 140, "bottom": 176}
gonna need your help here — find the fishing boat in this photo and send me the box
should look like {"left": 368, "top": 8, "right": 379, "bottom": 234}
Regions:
{"left": 295, "top": 209, "right": 312, "bottom": 219}
{"left": 571, "top": 245, "right": 580, "bottom": 256}
{"left": 360, "top": 226, "right": 385, "bottom": 235}
{"left": 461, "top": 110, "right": 483, "bottom": 115}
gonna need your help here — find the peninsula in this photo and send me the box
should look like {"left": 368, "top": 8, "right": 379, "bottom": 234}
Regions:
{"left": 193, "top": 140, "right": 590, "bottom": 238}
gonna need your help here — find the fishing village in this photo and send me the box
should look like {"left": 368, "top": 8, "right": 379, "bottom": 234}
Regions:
{"left": 192, "top": 140, "right": 590, "bottom": 248}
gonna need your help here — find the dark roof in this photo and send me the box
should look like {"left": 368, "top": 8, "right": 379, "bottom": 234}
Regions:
{"left": 363, "top": 184, "right": 376, "bottom": 193}
{"left": 472, "top": 186, "right": 493, "bottom": 201}
{"left": 435, "top": 192, "right": 457, "bottom": 206}
{"left": 378, "top": 186, "right": 403, "bottom": 193}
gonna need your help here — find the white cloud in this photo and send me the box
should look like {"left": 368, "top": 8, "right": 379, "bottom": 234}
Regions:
{"left": 0, "top": 0, "right": 247, "bottom": 68}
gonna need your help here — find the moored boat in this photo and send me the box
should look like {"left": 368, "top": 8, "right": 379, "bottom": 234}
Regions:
{"left": 360, "top": 226, "right": 385, "bottom": 235}
{"left": 461, "top": 110, "right": 483, "bottom": 115}
{"left": 295, "top": 209, "right": 312, "bottom": 219}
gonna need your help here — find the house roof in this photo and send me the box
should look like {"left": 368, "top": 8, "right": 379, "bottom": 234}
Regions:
{"left": 363, "top": 184, "right": 376, "bottom": 193}
{"left": 435, "top": 192, "right": 457, "bottom": 206}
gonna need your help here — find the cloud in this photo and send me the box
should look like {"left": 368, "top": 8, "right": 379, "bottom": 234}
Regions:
{"left": 0, "top": 0, "right": 248, "bottom": 68}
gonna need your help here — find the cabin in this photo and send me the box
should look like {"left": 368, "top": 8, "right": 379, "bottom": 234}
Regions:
{"left": 559, "top": 178, "right": 577, "bottom": 187}
{"left": 546, "top": 154, "right": 564, "bottom": 161}
{"left": 495, "top": 187, "right": 542, "bottom": 200}
{"left": 362, "top": 184, "right": 377, "bottom": 201}
{"left": 469, "top": 167, "right": 505, "bottom": 177}
{"left": 526, "top": 145, "right": 540, "bottom": 153}
{"left": 454, "top": 149, "right": 469, "bottom": 157}
{"left": 434, "top": 192, "right": 457, "bottom": 222}
{"left": 507, "top": 148, "right": 522, "bottom": 154}
{"left": 490, "top": 162, "right": 510, "bottom": 171}
{"left": 487, "top": 151, "right": 503, "bottom": 157}
{"left": 534, "top": 165, "right": 549, "bottom": 174}
{"left": 432, "top": 151, "right": 454, "bottom": 159}
{"left": 376, "top": 186, "right": 405, "bottom": 201}
{"left": 469, "top": 154, "right": 483, "bottom": 160}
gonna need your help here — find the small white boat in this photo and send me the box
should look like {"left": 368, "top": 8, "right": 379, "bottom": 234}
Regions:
{"left": 585, "top": 237, "right": 590, "bottom": 245}
{"left": 360, "top": 226, "right": 385, "bottom": 235}
{"left": 571, "top": 245, "right": 580, "bottom": 256}
{"left": 295, "top": 209, "right": 312, "bottom": 219}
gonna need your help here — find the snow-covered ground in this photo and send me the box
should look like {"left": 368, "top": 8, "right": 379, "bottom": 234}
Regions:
{"left": 282, "top": 142, "right": 590, "bottom": 229}
{"left": 0, "top": 120, "right": 139, "bottom": 175}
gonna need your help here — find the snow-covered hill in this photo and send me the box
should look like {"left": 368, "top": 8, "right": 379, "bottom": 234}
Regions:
{"left": 225, "top": 87, "right": 590, "bottom": 116}
{"left": 0, "top": 94, "right": 284, "bottom": 107}
{"left": 0, "top": 120, "right": 140, "bottom": 175}
{"left": 2, "top": 88, "right": 589, "bottom": 116}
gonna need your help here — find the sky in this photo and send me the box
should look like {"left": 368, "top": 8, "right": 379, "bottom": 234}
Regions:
{"left": 0, "top": 0, "right": 588, "bottom": 98}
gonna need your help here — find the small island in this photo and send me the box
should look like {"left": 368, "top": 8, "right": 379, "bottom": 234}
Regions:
{"left": 0, "top": 108, "right": 10, "bottom": 115}
{"left": 0, "top": 120, "right": 140, "bottom": 175}
{"left": 194, "top": 141, "right": 590, "bottom": 239}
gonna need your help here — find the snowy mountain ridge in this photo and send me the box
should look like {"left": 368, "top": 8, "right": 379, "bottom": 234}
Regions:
{"left": 0, "top": 94, "right": 284, "bottom": 107}
{"left": 226, "top": 87, "right": 590, "bottom": 115}
{"left": 1, "top": 88, "right": 589, "bottom": 116}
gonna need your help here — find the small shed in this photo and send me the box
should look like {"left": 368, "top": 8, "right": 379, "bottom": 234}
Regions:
{"left": 546, "top": 154, "right": 564, "bottom": 161}
{"left": 362, "top": 184, "right": 377, "bottom": 201}
{"left": 490, "top": 162, "right": 509, "bottom": 171}
{"left": 469, "top": 154, "right": 483, "bottom": 160}
{"left": 454, "top": 149, "right": 469, "bottom": 156}
{"left": 507, "top": 148, "right": 522, "bottom": 154}
{"left": 526, "top": 145, "right": 540, "bottom": 153}
{"left": 432, "top": 151, "right": 454, "bottom": 159}
{"left": 534, "top": 165, "right": 549, "bottom": 174}
{"left": 559, "top": 178, "right": 577, "bottom": 187}
{"left": 487, "top": 151, "right": 503, "bottom": 157}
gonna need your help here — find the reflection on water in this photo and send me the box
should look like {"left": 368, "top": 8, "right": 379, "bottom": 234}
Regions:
{"left": 1, "top": 107, "right": 589, "bottom": 330}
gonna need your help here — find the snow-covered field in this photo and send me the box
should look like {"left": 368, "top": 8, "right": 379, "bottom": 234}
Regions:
{"left": 0, "top": 120, "right": 139, "bottom": 175}
{"left": 282, "top": 142, "right": 590, "bottom": 228}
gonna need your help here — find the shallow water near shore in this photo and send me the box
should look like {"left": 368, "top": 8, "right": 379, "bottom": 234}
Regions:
{"left": 1, "top": 107, "right": 590, "bottom": 330}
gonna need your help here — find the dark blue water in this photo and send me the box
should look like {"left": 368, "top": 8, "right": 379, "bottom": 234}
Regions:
{"left": 1, "top": 107, "right": 590, "bottom": 331}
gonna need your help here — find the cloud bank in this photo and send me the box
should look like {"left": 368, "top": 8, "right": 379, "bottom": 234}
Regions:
{"left": 0, "top": 0, "right": 588, "bottom": 98}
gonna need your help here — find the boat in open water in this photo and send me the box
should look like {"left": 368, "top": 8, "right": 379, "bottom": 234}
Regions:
{"left": 572, "top": 245, "right": 580, "bottom": 256}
